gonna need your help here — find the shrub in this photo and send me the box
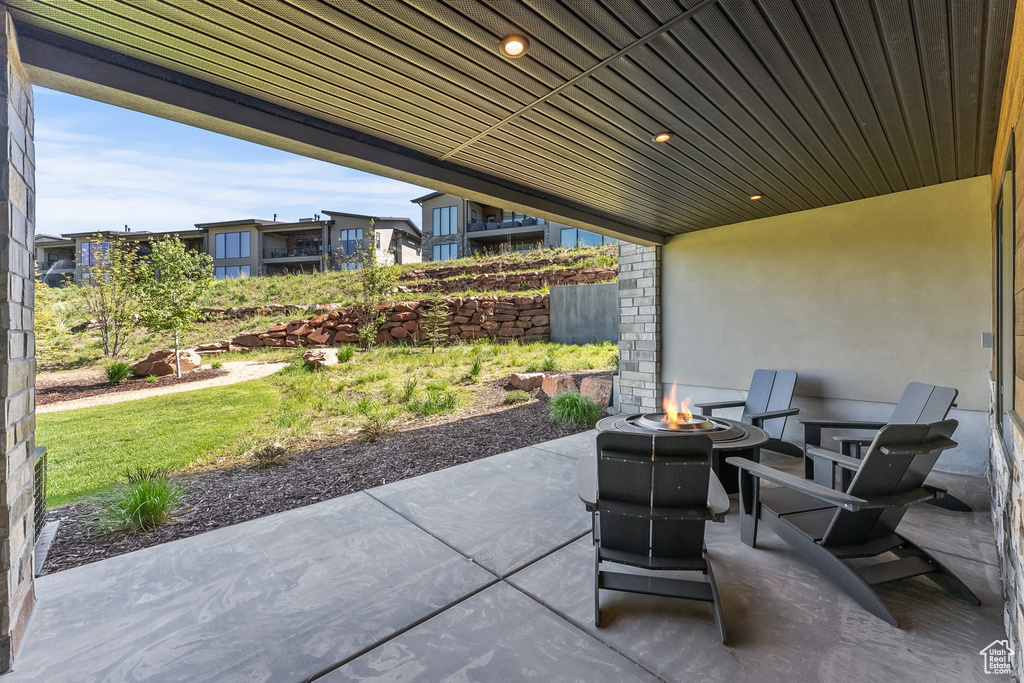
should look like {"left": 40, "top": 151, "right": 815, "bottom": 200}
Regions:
{"left": 105, "top": 361, "right": 132, "bottom": 385}
{"left": 464, "top": 358, "right": 483, "bottom": 382}
{"left": 504, "top": 389, "right": 530, "bottom": 405}
{"left": 549, "top": 392, "right": 602, "bottom": 427}
{"left": 211, "top": 361, "right": 223, "bottom": 370}
{"left": 358, "top": 410, "right": 395, "bottom": 442}
{"left": 250, "top": 440, "right": 287, "bottom": 468}
{"left": 102, "top": 466, "right": 183, "bottom": 532}
{"left": 409, "top": 390, "right": 458, "bottom": 416}
{"left": 146, "top": 375, "right": 159, "bottom": 384}
{"left": 338, "top": 345, "right": 356, "bottom": 362}
{"left": 541, "top": 354, "right": 558, "bottom": 372}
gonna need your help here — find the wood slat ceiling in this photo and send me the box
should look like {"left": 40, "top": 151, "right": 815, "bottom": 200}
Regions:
{"left": 8, "top": 0, "right": 1015, "bottom": 239}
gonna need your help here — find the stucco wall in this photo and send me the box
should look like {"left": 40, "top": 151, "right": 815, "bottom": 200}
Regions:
{"left": 662, "top": 177, "right": 991, "bottom": 410}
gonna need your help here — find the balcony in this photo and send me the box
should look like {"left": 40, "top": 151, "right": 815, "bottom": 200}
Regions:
{"left": 467, "top": 217, "right": 545, "bottom": 232}
{"left": 262, "top": 245, "right": 322, "bottom": 259}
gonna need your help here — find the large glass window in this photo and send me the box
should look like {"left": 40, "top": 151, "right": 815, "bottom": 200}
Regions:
{"left": 80, "top": 241, "right": 110, "bottom": 267}
{"left": 433, "top": 206, "right": 457, "bottom": 236}
{"left": 214, "top": 265, "right": 251, "bottom": 280}
{"left": 339, "top": 228, "right": 363, "bottom": 255}
{"left": 501, "top": 210, "right": 546, "bottom": 226}
{"left": 560, "top": 228, "right": 617, "bottom": 248}
{"left": 214, "top": 231, "right": 251, "bottom": 259}
{"left": 433, "top": 243, "right": 458, "bottom": 261}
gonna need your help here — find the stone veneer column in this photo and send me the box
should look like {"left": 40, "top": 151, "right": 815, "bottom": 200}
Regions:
{"left": 0, "top": 8, "right": 35, "bottom": 671}
{"left": 617, "top": 242, "right": 661, "bottom": 413}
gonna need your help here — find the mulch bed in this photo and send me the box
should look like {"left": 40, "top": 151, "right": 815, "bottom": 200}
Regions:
{"left": 36, "top": 369, "right": 229, "bottom": 406}
{"left": 41, "top": 373, "right": 607, "bottom": 575}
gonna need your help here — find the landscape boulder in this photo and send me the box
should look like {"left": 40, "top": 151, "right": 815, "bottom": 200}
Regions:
{"left": 302, "top": 348, "right": 338, "bottom": 370}
{"left": 580, "top": 377, "right": 613, "bottom": 407}
{"left": 133, "top": 349, "right": 201, "bottom": 377}
{"left": 542, "top": 374, "right": 578, "bottom": 398}
{"left": 510, "top": 372, "right": 545, "bottom": 391}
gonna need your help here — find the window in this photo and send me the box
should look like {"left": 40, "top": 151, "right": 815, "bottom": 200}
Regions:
{"left": 501, "top": 210, "right": 546, "bottom": 226}
{"left": 375, "top": 232, "right": 381, "bottom": 250}
{"left": 470, "top": 208, "right": 479, "bottom": 223}
{"left": 338, "top": 228, "right": 363, "bottom": 255}
{"left": 433, "top": 243, "right": 458, "bottom": 261}
{"left": 432, "top": 206, "right": 457, "bottom": 236}
{"left": 214, "top": 231, "right": 251, "bottom": 259}
{"left": 995, "top": 135, "right": 1016, "bottom": 452}
{"left": 214, "top": 265, "right": 251, "bottom": 280}
{"left": 560, "top": 228, "right": 618, "bottom": 248}
{"left": 80, "top": 241, "right": 110, "bottom": 267}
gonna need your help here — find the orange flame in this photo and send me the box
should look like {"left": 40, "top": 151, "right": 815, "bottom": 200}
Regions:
{"left": 662, "top": 383, "right": 693, "bottom": 423}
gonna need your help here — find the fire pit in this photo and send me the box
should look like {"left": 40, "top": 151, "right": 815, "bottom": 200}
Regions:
{"left": 596, "top": 385, "right": 769, "bottom": 493}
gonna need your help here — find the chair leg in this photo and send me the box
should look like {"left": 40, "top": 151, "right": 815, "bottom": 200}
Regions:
{"left": 738, "top": 469, "right": 760, "bottom": 547}
{"left": 594, "top": 549, "right": 601, "bottom": 628}
{"left": 766, "top": 516, "right": 898, "bottom": 627}
{"left": 705, "top": 551, "right": 727, "bottom": 645}
{"left": 892, "top": 543, "right": 982, "bottom": 606}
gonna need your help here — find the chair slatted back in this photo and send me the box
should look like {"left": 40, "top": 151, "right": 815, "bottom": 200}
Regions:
{"left": 821, "top": 420, "right": 958, "bottom": 547}
{"left": 888, "top": 383, "right": 958, "bottom": 424}
{"left": 596, "top": 432, "right": 713, "bottom": 562}
{"left": 740, "top": 369, "right": 797, "bottom": 440}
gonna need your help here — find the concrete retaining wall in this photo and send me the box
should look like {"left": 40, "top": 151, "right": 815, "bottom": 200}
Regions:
{"left": 550, "top": 282, "right": 618, "bottom": 345}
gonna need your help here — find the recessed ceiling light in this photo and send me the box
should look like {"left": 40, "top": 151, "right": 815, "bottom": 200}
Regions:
{"left": 749, "top": 194, "right": 762, "bottom": 201}
{"left": 652, "top": 131, "right": 672, "bottom": 143}
{"left": 500, "top": 35, "right": 529, "bottom": 57}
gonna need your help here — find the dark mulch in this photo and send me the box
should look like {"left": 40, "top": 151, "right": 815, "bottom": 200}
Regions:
{"left": 36, "top": 368, "right": 229, "bottom": 406}
{"left": 41, "top": 373, "right": 607, "bottom": 575}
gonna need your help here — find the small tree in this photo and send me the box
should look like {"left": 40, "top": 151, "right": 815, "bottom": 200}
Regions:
{"left": 81, "top": 234, "right": 144, "bottom": 357}
{"left": 356, "top": 219, "right": 399, "bottom": 350}
{"left": 138, "top": 235, "right": 214, "bottom": 377}
{"left": 419, "top": 284, "right": 451, "bottom": 353}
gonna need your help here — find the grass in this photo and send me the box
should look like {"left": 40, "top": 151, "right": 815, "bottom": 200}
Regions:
{"left": 548, "top": 391, "right": 603, "bottom": 427}
{"left": 504, "top": 389, "right": 530, "bottom": 404}
{"left": 105, "top": 361, "right": 131, "bottom": 384}
{"left": 100, "top": 466, "right": 183, "bottom": 532}
{"left": 41, "top": 340, "right": 617, "bottom": 508}
{"left": 39, "top": 380, "right": 281, "bottom": 507}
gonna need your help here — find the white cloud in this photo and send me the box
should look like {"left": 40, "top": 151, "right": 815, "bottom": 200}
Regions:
{"left": 34, "top": 95, "right": 430, "bottom": 234}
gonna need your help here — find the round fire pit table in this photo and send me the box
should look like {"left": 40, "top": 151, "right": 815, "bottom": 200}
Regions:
{"left": 596, "top": 414, "right": 769, "bottom": 494}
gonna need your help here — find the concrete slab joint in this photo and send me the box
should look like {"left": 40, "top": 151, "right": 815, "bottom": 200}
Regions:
{"left": 0, "top": 8, "right": 35, "bottom": 673}
{"left": 616, "top": 243, "right": 661, "bottom": 413}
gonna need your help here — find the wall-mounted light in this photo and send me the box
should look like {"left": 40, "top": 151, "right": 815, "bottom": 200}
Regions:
{"left": 500, "top": 35, "right": 529, "bottom": 57}
{"left": 749, "top": 194, "right": 762, "bottom": 201}
{"left": 652, "top": 131, "right": 672, "bottom": 143}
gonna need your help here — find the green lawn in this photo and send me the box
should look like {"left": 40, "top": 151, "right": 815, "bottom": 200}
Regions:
{"left": 39, "top": 380, "right": 281, "bottom": 507}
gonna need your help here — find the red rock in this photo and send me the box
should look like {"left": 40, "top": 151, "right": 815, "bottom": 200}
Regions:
{"left": 510, "top": 372, "right": 545, "bottom": 390}
{"left": 498, "top": 327, "right": 524, "bottom": 337}
{"left": 453, "top": 316, "right": 470, "bottom": 324}
{"left": 532, "top": 315, "right": 549, "bottom": 326}
{"left": 480, "top": 321, "right": 500, "bottom": 331}
{"left": 526, "top": 325, "right": 550, "bottom": 336}
{"left": 231, "top": 334, "right": 263, "bottom": 348}
{"left": 402, "top": 321, "right": 418, "bottom": 333}
{"left": 303, "top": 348, "right": 338, "bottom": 369}
{"left": 375, "top": 330, "right": 393, "bottom": 344}
{"left": 307, "top": 328, "right": 332, "bottom": 345}
{"left": 542, "top": 374, "right": 577, "bottom": 397}
{"left": 334, "top": 332, "right": 359, "bottom": 343}
{"left": 268, "top": 324, "right": 287, "bottom": 333}
{"left": 391, "top": 326, "right": 409, "bottom": 339}
{"left": 580, "top": 377, "right": 613, "bottom": 407}
{"left": 263, "top": 337, "right": 285, "bottom": 347}
{"left": 310, "top": 314, "right": 329, "bottom": 327}
{"left": 392, "top": 311, "right": 416, "bottom": 322}
{"left": 133, "top": 349, "right": 202, "bottom": 377}
{"left": 264, "top": 330, "right": 287, "bottom": 338}
{"left": 490, "top": 314, "right": 516, "bottom": 322}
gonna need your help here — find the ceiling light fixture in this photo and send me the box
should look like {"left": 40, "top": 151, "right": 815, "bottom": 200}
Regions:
{"left": 500, "top": 35, "right": 529, "bottom": 57}
{"left": 652, "top": 131, "right": 672, "bottom": 143}
{"left": 749, "top": 194, "right": 763, "bottom": 201}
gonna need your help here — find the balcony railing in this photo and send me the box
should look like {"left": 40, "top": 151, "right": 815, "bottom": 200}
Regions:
{"left": 466, "top": 217, "right": 545, "bottom": 233}
{"left": 262, "top": 246, "right": 323, "bottom": 259}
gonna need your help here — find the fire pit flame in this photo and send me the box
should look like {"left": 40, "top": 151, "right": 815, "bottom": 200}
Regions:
{"left": 662, "top": 383, "right": 694, "bottom": 425}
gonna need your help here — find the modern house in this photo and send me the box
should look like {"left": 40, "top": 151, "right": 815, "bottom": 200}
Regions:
{"left": 5, "top": 1, "right": 1024, "bottom": 680}
{"left": 36, "top": 212, "right": 421, "bottom": 284}
{"left": 412, "top": 191, "right": 617, "bottom": 261}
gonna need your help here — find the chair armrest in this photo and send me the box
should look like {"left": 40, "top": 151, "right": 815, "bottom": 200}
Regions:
{"left": 598, "top": 499, "right": 715, "bottom": 521}
{"left": 858, "top": 486, "right": 940, "bottom": 509}
{"left": 798, "top": 419, "right": 888, "bottom": 430}
{"left": 707, "top": 472, "right": 730, "bottom": 516}
{"left": 805, "top": 446, "right": 863, "bottom": 472}
{"left": 694, "top": 399, "right": 745, "bottom": 416}
{"left": 576, "top": 455, "right": 596, "bottom": 510}
{"left": 832, "top": 435, "right": 874, "bottom": 446}
{"left": 748, "top": 407, "right": 800, "bottom": 426}
{"left": 879, "top": 437, "right": 958, "bottom": 456}
{"left": 725, "top": 457, "right": 866, "bottom": 511}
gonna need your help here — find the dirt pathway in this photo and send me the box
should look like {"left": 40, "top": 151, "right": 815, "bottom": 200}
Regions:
{"left": 37, "top": 361, "right": 288, "bottom": 414}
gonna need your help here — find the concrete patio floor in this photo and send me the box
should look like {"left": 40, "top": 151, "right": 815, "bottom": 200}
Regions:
{"left": 7, "top": 431, "right": 1009, "bottom": 682}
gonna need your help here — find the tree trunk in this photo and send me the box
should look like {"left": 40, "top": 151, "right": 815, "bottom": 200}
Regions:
{"left": 174, "top": 329, "right": 181, "bottom": 378}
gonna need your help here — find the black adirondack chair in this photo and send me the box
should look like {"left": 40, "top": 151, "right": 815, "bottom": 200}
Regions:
{"left": 799, "top": 382, "right": 966, "bottom": 511}
{"left": 727, "top": 420, "right": 980, "bottom": 627}
{"left": 588, "top": 432, "right": 728, "bottom": 641}
{"left": 694, "top": 369, "right": 802, "bottom": 458}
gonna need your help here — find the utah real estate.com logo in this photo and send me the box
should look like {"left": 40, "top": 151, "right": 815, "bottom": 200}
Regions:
{"left": 980, "top": 640, "right": 1014, "bottom": 675}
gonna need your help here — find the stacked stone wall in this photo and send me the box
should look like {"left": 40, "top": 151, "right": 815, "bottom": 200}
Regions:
{"left": 991, "top": 405, "right": 1024, "bottom": 680}
{"left": 198, "top": 294, "right": 551, "bottom": 353}
{"left": 616, "top": 243, "right": 661, "bottom": 413}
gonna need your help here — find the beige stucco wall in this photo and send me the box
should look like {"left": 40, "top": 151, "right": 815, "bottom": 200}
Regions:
{"left": 662, "top": 176, "right": 992, "bottom": 412}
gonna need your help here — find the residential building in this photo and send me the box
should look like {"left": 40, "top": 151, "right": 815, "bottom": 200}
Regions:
{"left": 33, "top": 234, "right": 75, "bottom": 287}
{"left": 36, "top": 229, "right": 205, "bottom": 285}
{"left": 322, "top": 211, "right": 421, "bottom": 269}
{"left": 195, "top": 217, "right": 328, "bottom": 278}
{"left": 412, "top": 192, "right": 616, "bottom": 261}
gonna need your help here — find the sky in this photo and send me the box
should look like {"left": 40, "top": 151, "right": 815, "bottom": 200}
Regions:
{"left": 34, "top": 87, "right": 431, "bottom": 236}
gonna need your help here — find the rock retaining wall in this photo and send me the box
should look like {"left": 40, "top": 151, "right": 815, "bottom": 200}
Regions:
{"left": 197, "top": 294, "right": 551, "bottom": 353}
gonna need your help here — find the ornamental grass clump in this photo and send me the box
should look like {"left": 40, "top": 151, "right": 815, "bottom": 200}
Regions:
{"left": 105, "top": 360, "right": 132, "bottom": 385}
{"left": 548, "top": 391, "right": 602, "bottom": 427}
{"left": 504, "top": 389, "right": 530, "bottom": 405}
{"left": 102, "top": 465, "right": 183, "bottom": 532}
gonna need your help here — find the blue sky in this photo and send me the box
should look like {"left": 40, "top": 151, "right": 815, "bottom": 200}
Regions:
{"left": 34, "top": 87, "right": 430, "bottom": 235}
